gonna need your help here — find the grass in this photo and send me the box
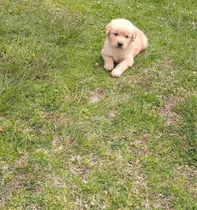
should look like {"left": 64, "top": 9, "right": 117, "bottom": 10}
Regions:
{"left": 0, "top": 0, "right": 197, "bottom": 209}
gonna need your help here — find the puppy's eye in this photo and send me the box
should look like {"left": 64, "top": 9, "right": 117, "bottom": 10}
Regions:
{"left": 114, "top": 33, "right": 118, "bottom": 36}
{"left": 125, "top": 35, "right": 129, "bottom": 38}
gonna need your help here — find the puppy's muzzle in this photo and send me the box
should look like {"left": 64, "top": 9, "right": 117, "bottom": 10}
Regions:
{"left": 117, "top": 42, "right": 123, "bottom": 48}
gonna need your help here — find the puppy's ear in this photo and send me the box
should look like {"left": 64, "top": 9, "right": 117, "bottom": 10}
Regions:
{"left": 131, "top": 30, "right": 137, "bottom": 42}
{"left": 105, "top": 23, "right": 112, "bottom": 35}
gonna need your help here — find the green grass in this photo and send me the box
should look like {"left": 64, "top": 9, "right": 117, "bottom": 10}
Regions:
{"left": 0, "top": 0, "right": 197, "bottom": 209}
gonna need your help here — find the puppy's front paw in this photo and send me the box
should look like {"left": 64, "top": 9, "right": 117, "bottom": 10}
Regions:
{"left": 111, "top": 69, "right": 122, "bottom": 78}
{"left": 104, "top": 62, "right": 114, "bottom": 71}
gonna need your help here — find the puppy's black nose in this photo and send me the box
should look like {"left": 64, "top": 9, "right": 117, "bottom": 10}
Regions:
{"left": 117, "top": 42, "right": 123, "bottom": 48}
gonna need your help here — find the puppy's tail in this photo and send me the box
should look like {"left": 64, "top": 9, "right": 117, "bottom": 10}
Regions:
{"left": 142, "top": 34, "right": 148, "bottom": 50}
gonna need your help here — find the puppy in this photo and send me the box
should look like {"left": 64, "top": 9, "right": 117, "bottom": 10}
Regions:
{"left": 101, "top": 18, "right": 148, "bottom": 77}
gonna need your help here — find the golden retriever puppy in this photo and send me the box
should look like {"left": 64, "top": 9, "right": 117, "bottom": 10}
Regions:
{"left": 101, "top": 18, "right": 148, "bottom": 77}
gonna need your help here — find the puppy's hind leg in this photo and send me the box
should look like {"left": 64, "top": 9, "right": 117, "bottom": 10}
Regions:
{"left": 102, "top": 54, "right": 114, "bottom": 71}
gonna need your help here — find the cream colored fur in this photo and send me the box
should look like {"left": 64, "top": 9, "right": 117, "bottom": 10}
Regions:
{"left": 101, "top": 18, "right": 148, "bottom": 77}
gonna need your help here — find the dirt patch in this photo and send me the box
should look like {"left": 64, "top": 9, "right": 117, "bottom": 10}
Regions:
{"left": 157, "top": 98, "right": 180, "bottom": 126}
{"left": 108, "top": 108, "right": 118, "bottom": 119}
{"left": 40, "top": 111, "right": 69, "bottom": 124}
{"left": 46, "top": 173, "right": 67, "bottom": 188}
{"left": 26, "top": 205, "right": 41, "bottom": 210}
{"left": 0, "top": 175, "right": 25, "bottom": 207}
{"left": 0, "top": 116, "right": 6, "bottom": 121}
{"left": 14, "top": 153, "right": 29, "bottom": 168}
{"left": 162, "top": 57, "right": 173, "bottom": 69}
{"left": 153, "top": 193, "right": 173, "bottom": 209}
{"left": 69, "top": 163, "right": 89, "bottom": 185}
{"left": 89, "top": 88, "right": 105, "bottom": 103}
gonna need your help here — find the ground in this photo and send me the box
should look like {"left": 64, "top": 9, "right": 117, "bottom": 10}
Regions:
{"left": 0, "top": 0, "right": 197, "bottom": 209}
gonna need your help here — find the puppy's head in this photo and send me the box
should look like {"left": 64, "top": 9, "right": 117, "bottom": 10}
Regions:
{"left": 105, "top": 18, "right": 137, "bottom": 50}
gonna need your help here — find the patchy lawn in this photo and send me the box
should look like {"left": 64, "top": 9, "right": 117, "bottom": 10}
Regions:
{"left": 0, "top": 0, "right": 197, "bottom": 209}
